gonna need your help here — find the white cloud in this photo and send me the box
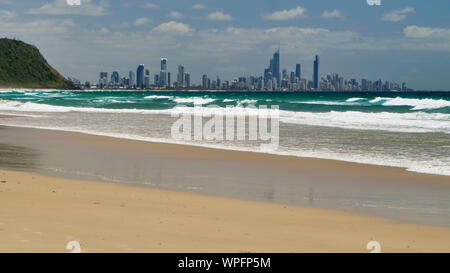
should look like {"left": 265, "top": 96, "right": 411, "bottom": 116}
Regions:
{"left": 404, "top": 25, "right": 450, "bottom": 38}
{"left": 168, "top": 11, "right": 183, "bottom": 19}
{"left": 192, "top": 4, "right": 206, "bottom": 10}
{"left": 263, "top": 6, "right": 306, "bottom": 21}
{"left": 133, "top": 17, "right": 151, "bottom": 26}
{"left": 207, "top": 11, "right": 232, "bottom": 21}
{"left": 0, "top": 10, "right": 15, "bottom": 20}
{"left": 145, "top": 3, "right": 159, "bottom": 9}
{"left": 27, "top": 0, "right": 109, "bottom": 16}
{"left": 0, "top": 19, "right": 75, "bottom": 35}
{"left": 321, "top": 10, "right": 345, "bottom": 20}
{"left": 152, "top": 21, "right": 195, "bottom": 34}
{"left": 4, "top": 12, "right": 450, "bottom": 89}
{"left": 381, "top": 7, "right": 414, "bottom": 22}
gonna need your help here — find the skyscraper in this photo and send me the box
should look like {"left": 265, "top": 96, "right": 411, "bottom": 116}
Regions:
{"left": 159, "top": 58, "right": 168, "bottom": 87}
{"left": 313, "top": 55, "right": 319, "bottom": 90}
{"left": 295, "top": 64, "right": 301, "bottom": 81}
{"left": 272, "top": 49, "right": 280, "bottom": 89}
{"left": 161, "top": 58, "right": 167, "bottom": 71}
{"left": 185, "top": 73, "right": 190, "bottom": 88}
{"left": 167, "top": 72, "right": 171, "bottom": 88}
{"left": 99, "top": 72, "right": 108, "bottom": 86}
{"left": 144, "top": 69, "right": 150, "bottom": 88}
{"left": 202, "top": 74, "right": 208, "bottom": 89}
{"left": 128, "top": 71, "right": 135, "bottom": 87}
{"left": 111, "top": 71, "right": 120, "bottom": 85}
{"left": 136, "top": 64, "right": 145, "bottom": 88}
{"left": 177, "top": 65, "right": 185, "bottom": 88}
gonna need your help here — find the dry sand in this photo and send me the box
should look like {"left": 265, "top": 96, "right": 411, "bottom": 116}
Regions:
{"left": 1, "top": 170, "right": 450, "bottom": 253}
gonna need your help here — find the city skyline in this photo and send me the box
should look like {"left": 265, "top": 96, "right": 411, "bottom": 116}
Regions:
{"left": 89, "top": 50, "right": 410, "bottom": 92}
{"left": 2, "top": 0, "right": 449, "bottom": 90}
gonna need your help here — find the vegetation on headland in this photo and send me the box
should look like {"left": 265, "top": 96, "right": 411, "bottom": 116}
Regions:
{"left": 0, "top": 38, "right": 76, "bottom": 89}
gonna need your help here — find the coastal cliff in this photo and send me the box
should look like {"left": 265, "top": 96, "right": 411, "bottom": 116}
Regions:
{"left": 0, "top": 38, "right": 75, "bottom": 89}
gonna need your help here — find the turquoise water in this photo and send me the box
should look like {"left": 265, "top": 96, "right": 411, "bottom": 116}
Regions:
{"left": 0, "top": 90, "right": 449, "bottom": 175}
{"left": 1, "top": 90, "right": 449, "bottom": 115}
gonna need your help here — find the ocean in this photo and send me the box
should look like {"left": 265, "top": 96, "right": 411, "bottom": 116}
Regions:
{"left": 0, "top": 90, "right": 449, "bottom": 176}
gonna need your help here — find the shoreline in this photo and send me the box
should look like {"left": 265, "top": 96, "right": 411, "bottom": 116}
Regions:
{"left": 1, "top": 169, "right": 450, "bottom": 253}
{"left": 1, "top": 123, "right": 448, "bottom": 177}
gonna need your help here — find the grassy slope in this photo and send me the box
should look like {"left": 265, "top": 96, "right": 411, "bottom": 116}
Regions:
{"left": 0, "top": 38, "right": 76, "bottom": 89}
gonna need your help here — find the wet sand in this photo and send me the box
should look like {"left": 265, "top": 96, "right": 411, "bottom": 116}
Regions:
{"left": 1, "top": 170, "right": 450, "bottom": 253}
{"left": 0, "top": 125, "right": 450, "bottom": 226}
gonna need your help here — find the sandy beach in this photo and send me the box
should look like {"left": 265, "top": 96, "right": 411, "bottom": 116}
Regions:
{"left": 1, "top": 169, "right": 450, "bottom": 253}
{"left": 0, "top": 125, "right": 450, "bottom": 252}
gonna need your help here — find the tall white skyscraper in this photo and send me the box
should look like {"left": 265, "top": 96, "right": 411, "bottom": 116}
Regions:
{"left": 177, "top": 65, "right": 185, "bottom": 88}
{"left": 159, "top": 58, "right": 168, "bottom": 87}
{"left": 129, "top": 70, "right": 135, "bottom": 87}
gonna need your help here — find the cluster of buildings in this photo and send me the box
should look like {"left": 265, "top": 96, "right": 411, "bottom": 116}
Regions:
{"left": 81, "top": 50, "right": 410, "bottom": 92}
{"left": 96, "top": 58, "right": 191, "bottom": 90}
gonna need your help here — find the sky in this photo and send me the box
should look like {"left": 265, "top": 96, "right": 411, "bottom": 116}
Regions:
{"left": 0, "top": 0, "right": 450, "bottom": 90}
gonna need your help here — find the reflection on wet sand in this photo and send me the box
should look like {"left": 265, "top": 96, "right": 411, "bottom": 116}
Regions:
{"left": 0, "top": 142, "right": 40, "bottom": 171}
{"left": 1, "top": 125, "right": 450, "bottom": 227}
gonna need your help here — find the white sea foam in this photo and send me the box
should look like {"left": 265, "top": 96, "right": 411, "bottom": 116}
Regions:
{"left": 144, "top": 95, "right": 174, "bottom": 100}
{"left": 369, "top": 97, "right": 391, "bottom": 103}
{"left": 1, "top": 99, "right": 449, "bottom": 134}
{"left": 381, "top": 97, "right": 450, "bottom": 110}
{"left": 173, "top": 97, "right": 216, "bottom": 105}
{"left": 110, "top": 100, "right": 135, "bottom": 103}
{"left": 346, "top": 97, "right": 365, "bottom": 102}
{"left": 280, "top": 110, "right": 450, "bottom": 133}
{"left": 236, "top": 99, "right": 258, "bottom": 107}
{"left": 296, "top": 101, "right": 348, "bottom": 106}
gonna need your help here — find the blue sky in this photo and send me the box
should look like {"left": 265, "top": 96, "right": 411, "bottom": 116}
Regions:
{"left": 1, "top": 0, "right": 450, "bottom": 90}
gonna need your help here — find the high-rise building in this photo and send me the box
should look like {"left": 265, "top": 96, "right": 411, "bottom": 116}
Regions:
{"left": 111, "top": 71, "right": 120, "bottom": 85}
{"left": 361, "top": 78, "right": 368, "bottom": 91}
{"left": 161, "top": 58, "right": 167, "bottom": 71}
{"left": 295, "top": 64, "right": 301, "bottom": 81}
{"left": 202, "top": 74, "right": 208, "bottom": 89}
{"left": 99, "top": 72, "right": 108, "bottom": 86}
{"left": 313, "top": 55, "right": 319, "bottom": 90}
{"left": 177, "top": 65, "right": 185, "bottom": 88}
{"left": 129, "top": 70, "right": 135, "bottom": 87}
{"left": 216, "top": 76, "right": 221, "bottom": 89}
{"left": 159, "top": 58, "right": 168, "bottom": 87}
{"left": 159, "top": 71, "right": 166, "bottom": 87}
{"left": 167, "top": 72, "right": 171, "bottom": 88}
{"left": 290, "top": 71, "right": 295, "bottom": 84}
{"left": 272, "top": 50, "right": 280, "bottom": 89}
{"left": 184, "top": 73, "right": 190, "bottom": 88}
{"left": 137, "top": 64, "right": 145, "bottom": 88}
{"left": 144, "top": 69, "right": 150, "bottom": 88}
